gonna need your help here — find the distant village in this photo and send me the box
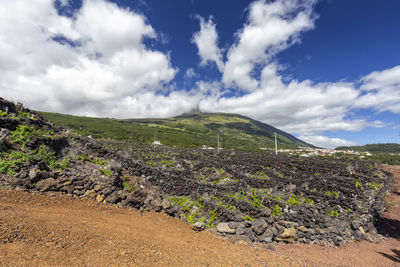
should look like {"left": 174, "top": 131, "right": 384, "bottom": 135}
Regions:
{"left": 151, "top": 140, "right": 373, "bottom": 158}
{"left": 267, "top": 147, "right": 372, "bottom": 158}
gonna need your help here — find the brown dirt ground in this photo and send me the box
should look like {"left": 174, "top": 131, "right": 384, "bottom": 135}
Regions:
{"left": 0, "top": 165, "right": 399, "bottom": 266}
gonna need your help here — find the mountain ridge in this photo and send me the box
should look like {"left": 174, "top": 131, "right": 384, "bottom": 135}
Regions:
{"left": 39, "top": 110, "right": 313, "bottom": 150}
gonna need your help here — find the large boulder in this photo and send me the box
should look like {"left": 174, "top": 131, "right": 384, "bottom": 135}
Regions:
{"left": 216, "top": 222, "right": 235, "bottom": 234}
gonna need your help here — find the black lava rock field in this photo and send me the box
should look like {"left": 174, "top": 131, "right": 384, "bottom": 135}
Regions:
{"left": 0, "top": 98, "right": 393, "bottom": 246}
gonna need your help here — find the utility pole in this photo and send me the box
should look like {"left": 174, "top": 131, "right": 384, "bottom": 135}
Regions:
{"left": 274, "top": 132, "right": 278, "bottom": 155}
{"left": 217, "top": 134, "right": 220, "bottom": 154}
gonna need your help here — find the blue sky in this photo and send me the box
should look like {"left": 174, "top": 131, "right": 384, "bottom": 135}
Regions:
{"left": 1, "top": 0, "right": 399, "bottom": 148}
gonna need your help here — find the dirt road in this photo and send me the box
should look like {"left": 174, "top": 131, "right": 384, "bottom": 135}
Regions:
{"left": 0, "top": 165, "right": 400, "bottom": 266}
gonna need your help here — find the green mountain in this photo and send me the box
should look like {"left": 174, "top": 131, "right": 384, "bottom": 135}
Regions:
{"left": 336, "top": 143, "right": 400, "bottom": 154}
{"left": 40, "top": 110, "right": 312, "bottom": 150}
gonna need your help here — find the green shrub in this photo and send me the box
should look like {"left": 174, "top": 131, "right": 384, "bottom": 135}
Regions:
{"left": 0, "top": 151, "right": 33, "bottom": 175}
{"left": 242, "top": 215, "right": 254, "bottom": 221}
{"left": 9, "top": 125, "right": 34, "bottom": 147}
{"left": 78, "top": 155, "right": 108, "bottom": 165}
{"left": 368, "top": 182, "right": 383, "bottom": 191}
{"left": 122, "top": 182, "right": 136, "bottom": 192}
{"left": 206, "top": 208, "right": 218, "bottom": 228}
{"left": 304, "top": 198, "right": 314, "bottom": 205}
{"left": 330, "top": 210, "right": 339, "bottom": 217}
{"left": 99, "top": 168, "right": 112, "bottom": 176}
{"left": 287, "top": 194, "right": 300, "bottom": 205}
{"left": 271, "top": 204, "right": 283, "bottom": 216}
{"left": 248, "top": 188, "right": 263, "bottom": 208}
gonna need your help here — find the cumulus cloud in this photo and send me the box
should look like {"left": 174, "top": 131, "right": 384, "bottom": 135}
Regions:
{"left": 184, "top": 68, "right": 196, "bottom": 79}
{"left": 200, "top": 63, "right": 365, "bottom": 135}
{"left": 297, "top": 135, "right": 356, "bottom": 149}
{"left": 222, "top": 0, "right": 316, "bottom": 91}
{"left": 1, "top": 0, "right": 399, "bottom": 141}
{"left": 356, "top": 65, "right": 400, "bottom": 113}
{"left": 191, "top": 16, "right": 224, "bottom": 71}
{"left": 0, "top": 0, "right": 178, "bottom": 117}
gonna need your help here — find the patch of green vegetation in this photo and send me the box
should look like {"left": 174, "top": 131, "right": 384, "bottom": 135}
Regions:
{"left": 225, "top": 203, "right": 236, "bottom": 211}
{"left": 161, "top": 159, "right": 176, "bottom": 169}
{"left": 170, "top": 196, "right": 191, "bottom": 206}
{"left": 355, "top": 181, "right": 363, "bottom": 188}
{"left": 206, "top": 208, "right": 218, "bottom": 228}
{"left": 271, "top": 204, "right": 283, "bottom": 216}
{"left": 287, "top": 194, "right": 300, "bottom": 205}
{"left": 78, "top": 155, "right": 108, "bottom": 165}
{"left": 242, "top": 215, "right": 254, "bottom": 221}
{"left": 0, "top": 151, "right": 34, "bottom": 175}
{"left": 0, "top": 109, "right": 7, "bottom": 117}
{"left": 256, "top": 171, "right": 269, "bottom": 180}
{"left": 344, "top": 208, "right": 353, "bottom": 213}
{"left": 248, "top": 189, "right": 263, "bottom": 208}
{"left": 368, "top": 182, "right": 383, "bottom": 191}
{"left": 9, "top": 125, "right": 34, "bottom": 147}
{"left": 330, "top": 210, "right": 339, "bottom": 217}
{"left": 186, "top": 213, "right": 201, "bottom": 224}
{"left": 325, "top": 191, "right": 339, "bottom": 198}
{"left": 314, "top": 172, "right": 320, "bottom": 176}
{"left": 304, "top": 198, "right": 314, "bottom": 205}
{"left": 278, "top": 173, "right": 284, "bottom": 178}
{"left": 99, "top": 168, "right": 112, "bottom": 176}
{"left": 226, "top": 190, "right": 246, "bottom": 201}
{"left": 311, "top": 189, "right": 317, "bottom": 192}
{"left": 122, "top": 182, "right": 136, "bottom": 192}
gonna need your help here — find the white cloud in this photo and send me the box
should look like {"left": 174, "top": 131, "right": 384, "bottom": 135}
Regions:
{"left": 356, "top": 65, "right": 400, "bottom": 113}
{"left": 222, "top": 0, "right": 316, "bottom": 91}
{"left": 0, "top": 0, "right": 178, "bottom": 117}
{"left": 191, "top": 16, "right": 224, "bottom": 71}
{"left": 184, "top": 68, "right": 196, "bottom": 79}
{"left": 1, "top": 0, "right": 399, "bottom": 143}
{"left": 298, "top": 135, "right": 356, "bottom": 149}
{"left": 200, "top": 63, "right": 364, "bottom": 135}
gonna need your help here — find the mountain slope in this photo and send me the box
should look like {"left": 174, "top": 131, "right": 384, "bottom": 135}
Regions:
{"left": 336, "top": 143, "right": 400, "bottom": 154}
{"left": 40, "top": 110, "right": 312, "bottom": 150}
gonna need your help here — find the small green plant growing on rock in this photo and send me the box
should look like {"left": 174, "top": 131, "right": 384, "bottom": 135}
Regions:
{"left": 325, "top": 191, "right": 339, "bottom": 198}
{"left": 122, "top": 182, "right": 136, "bottom": 192}
{"left": 355, "top": 181, "right": 363, "bottom": 188}
{"left": 344, "top": 208, "right": 353, "bottom": 213}
{"left": 248, "top": 189, "right": 263, "bottom": 208}
{"left": 256, "top": 171, "right": 268, "bottom": 180}
{"left": 78, "top": 155, "right": 108, "bottom": 165}
{"left": 206, "top": 208, "right": 218, "bottom": 228}
{"left": 0, "top": 151, "right": 33, "bottom": 175}
{"left": 99, "top": 168, "right": 112, "bottom": 176}
{"left": 0, "top": 109, "right": 7, "bottom": 117}
{"left": 304, "top": 198, "right": 314, "bottom": 205}
{"left": 186, "top": 213, "right": 201, "bottom": 224}
{"left": 368, "top": 182, "right": 383, "bottom": 191}
{"left": 330, "top": 210, "right": 339, "bottom": 217}
{"left": 271, "top": 204, "right": 283, "bottom": 216}
{"left": 242, "top": 215, "right": 254, "bottom": 221}
{"left": 287, "top": 194, "right": 300, "bottom": 205}
{"left": 9, "top": 125, "right": 34, "bottom": 147}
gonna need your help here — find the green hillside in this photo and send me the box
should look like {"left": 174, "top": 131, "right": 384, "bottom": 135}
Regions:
{"left": 336, "top": 143, "right": 400, "bottom": 154}
{"left": 40, "top": 110, "right": 312, "bottom": 150}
